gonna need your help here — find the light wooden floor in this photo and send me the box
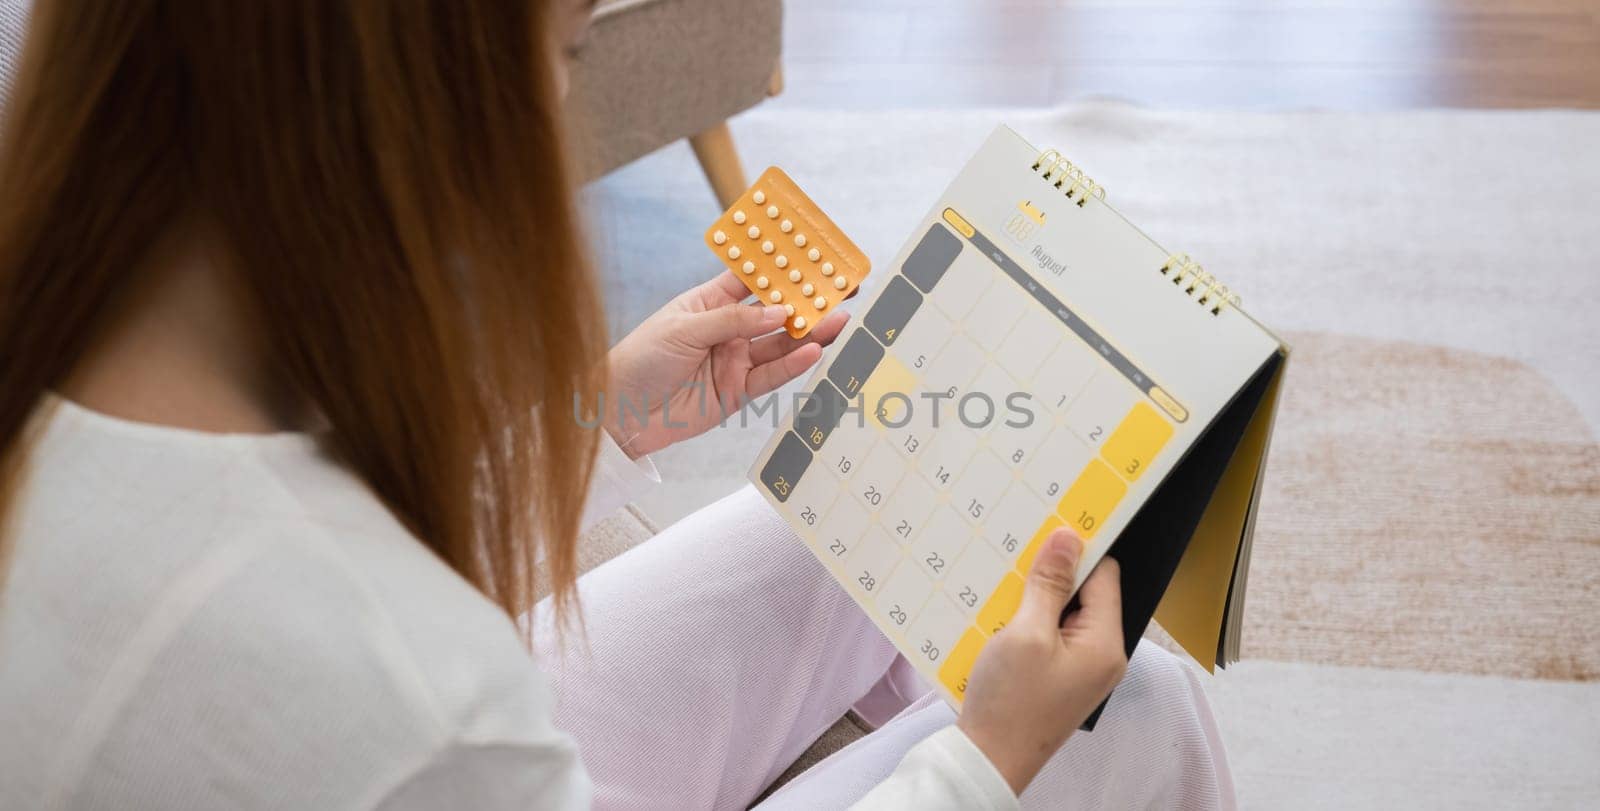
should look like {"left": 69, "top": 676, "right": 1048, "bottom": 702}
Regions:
{"left": 772, "top": 0, "right": 1600, "bottom": 110}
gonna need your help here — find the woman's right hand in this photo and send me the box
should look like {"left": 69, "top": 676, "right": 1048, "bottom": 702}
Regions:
{"left": 956, "top": 529, "right": 1127, "bottom": 796}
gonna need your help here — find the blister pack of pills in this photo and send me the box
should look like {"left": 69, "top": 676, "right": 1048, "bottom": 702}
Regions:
{"left": 704, "top": 167, "right": 872, "bottom": 338}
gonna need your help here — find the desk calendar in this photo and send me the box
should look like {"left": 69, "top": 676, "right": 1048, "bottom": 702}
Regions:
{"left": 745, "top": 126, "right": 1288, "bottom": 715}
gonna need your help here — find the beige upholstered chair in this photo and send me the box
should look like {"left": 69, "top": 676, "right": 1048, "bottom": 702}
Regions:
{"left": 565, "top": 0, "right": 784, "bottom": 207}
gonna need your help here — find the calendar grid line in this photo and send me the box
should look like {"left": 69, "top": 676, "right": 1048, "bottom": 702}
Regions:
{"left": 749, "top": 126, "right": 1286, "bottom": 703}
{"left": 763, "top": 213, "right": 1186, "bottom": 698}
{"left": 950, "top": 210, "right": 1188, "bottom": 424}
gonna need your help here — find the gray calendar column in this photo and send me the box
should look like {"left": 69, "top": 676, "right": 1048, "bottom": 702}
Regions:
{"left": 903, "top": 224, "right": 963, "bottom": 293}
{"left": 759, "top": 431, "right": 813, "bottom": 502}
{"left": 863, "top": 276, "right": 924, "bottom": 347}
{"left": 828, "top": 329, "right": 885, "bottom": 399}
{"left": 794, "top": 380, "right": 851, "bottom": 451}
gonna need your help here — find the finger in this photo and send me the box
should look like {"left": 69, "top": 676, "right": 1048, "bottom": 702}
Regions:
{"left": 702, "top": 269, "right": 753, "bottom": 304}
{"left": 749, "top": 309, "right": 851, "bottom": 366}
{"left": 684, "top": 302, "right": 787, "bottom": 348}
{"left": 1014, "top": 528, "right": 1084, "bottom": 628}
{"left": 1071, "top": 556, "right": 1123, "bottom": 630}
{"left": 744, "top": 342, "right": 824, "bottom": 398}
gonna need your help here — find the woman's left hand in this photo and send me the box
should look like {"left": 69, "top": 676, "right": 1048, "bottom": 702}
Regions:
{"left": 602, "top": 270, "right": 850, "bottom": 458}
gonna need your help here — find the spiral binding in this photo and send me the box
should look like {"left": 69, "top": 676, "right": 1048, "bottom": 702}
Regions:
{"left": 1030, "top": 149, "right": 1106, "bottom": 208}
{"left": 1031, "top": 147, "right": 1238, "bottom": 316}
{"left": 1159, "top": 252, "right": 1242, "bottom": 317}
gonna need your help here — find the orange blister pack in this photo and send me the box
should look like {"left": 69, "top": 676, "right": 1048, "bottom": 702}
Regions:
{"left": 704, "top": 166, "right": 871, "bottom": 338}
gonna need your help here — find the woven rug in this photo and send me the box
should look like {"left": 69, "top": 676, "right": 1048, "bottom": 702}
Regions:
{"left": 1252, "top": 330, "right": 1599, "bottom": 680}
{"left": 591, "top": 103, "right": 1600, "bottom": 808}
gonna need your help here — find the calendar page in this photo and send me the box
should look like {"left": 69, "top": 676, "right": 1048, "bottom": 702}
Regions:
{"left": 750, "top": 125, "right": 1282, "bottom": 706}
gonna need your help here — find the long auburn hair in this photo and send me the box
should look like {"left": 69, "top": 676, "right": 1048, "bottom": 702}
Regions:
{"left": 0, "top": 1, "right": 606, "bottom": 626}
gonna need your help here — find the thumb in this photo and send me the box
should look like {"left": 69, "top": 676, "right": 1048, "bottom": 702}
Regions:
{"left": 1014, "top": 528, "right": 1084, "bottom": 628}
{"left": 684, "top": 303, "right": 787, "bottom": 347}
{"left": 1070, "top": 556, "right": 1124, "bottom": 632}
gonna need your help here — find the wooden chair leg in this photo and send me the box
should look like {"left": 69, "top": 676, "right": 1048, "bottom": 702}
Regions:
{"left": 688, "top": 121, "right": 748, "bottom": 210}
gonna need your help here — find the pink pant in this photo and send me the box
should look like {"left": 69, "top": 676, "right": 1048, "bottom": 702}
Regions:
{"left": 534, "top": 486, "right": 1234, "bottom": 809}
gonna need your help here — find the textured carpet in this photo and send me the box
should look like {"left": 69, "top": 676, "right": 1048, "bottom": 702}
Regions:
{"left": 0, "top": 0, "right": 24, "bottom": 112}
{"left": 1252, "top": 331, "right": 1600, "bottom": 680}
{"left": 588, "top": 104, "right": 1600, "bottom": 807}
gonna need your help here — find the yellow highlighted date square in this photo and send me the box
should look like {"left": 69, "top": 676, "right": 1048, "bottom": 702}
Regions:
{"left": 1055, "top": 458, "right": 1127, "bottom": 539}
{"left": 976, "top": 572, "right": 1025, "bottom": 636}
{"left": 1014, "top": 514, "right": 1065, "bottom": 575}
{"left": 859, "top": 355, "right": 918, "bottom": 431}
{"left": 939, "top": 627, "right": 989, "bottom": 701}
{"left": 1100, "top": 401, "right": 1173, "bottom": 482}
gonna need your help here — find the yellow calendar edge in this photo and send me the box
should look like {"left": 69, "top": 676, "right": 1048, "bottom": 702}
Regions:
{"left": 1152, "top": 347, "right": 1288, "bottom": 671}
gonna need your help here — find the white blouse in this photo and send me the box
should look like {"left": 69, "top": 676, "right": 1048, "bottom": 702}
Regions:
{"left": 0, "top": 400, "right": 1015, "bottom": 809}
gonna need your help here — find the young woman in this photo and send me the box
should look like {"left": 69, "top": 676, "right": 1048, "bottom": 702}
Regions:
{"left": 0, "top": 1, "right": 1232, "bottom": 808}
